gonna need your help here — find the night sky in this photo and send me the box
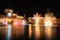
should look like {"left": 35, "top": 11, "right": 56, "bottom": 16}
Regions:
{"left": 0, "top": 0, "right": 60, "bottom": 18}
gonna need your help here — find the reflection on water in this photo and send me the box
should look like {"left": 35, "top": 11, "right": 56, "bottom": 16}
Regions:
{"left": 12, "top": 25, "right": 24, "bottom": 37}
{"left": 29, "top": 24, "right": 32, "bottom": 38}
{"left": 45, "top": 26, "right": 52, "bottom": 40}
{"left": 6, "top": 24, "right": 12, "bottom": 40}
{"left": 0, "top": 24, "right": 59, "bottom": 40}
{"left": 35, "top": 25, "right": 41, "bottom": 39}
{"left": 0, "top": 24, "right": 25, "bottom": 40}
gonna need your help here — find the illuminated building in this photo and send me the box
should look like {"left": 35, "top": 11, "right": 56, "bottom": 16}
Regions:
{"left": 28, "top": 12, "right": 44, "bottom": 39}
{"left": 0, "top": 9, "right": 25, "bottom": 26}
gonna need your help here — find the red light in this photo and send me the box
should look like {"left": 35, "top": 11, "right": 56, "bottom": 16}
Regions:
{"left": 13, "top": 20, "right": 22, "bottom": 26}
{"left": 17, "top": 20, "right": 22, "bottom": 26}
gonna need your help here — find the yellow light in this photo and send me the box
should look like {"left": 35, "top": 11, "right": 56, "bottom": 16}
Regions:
{"left": 29, "top": 24, "right": 32, "bottom": 38}
{"left": 32, "top": 13, "right": 42, "bottom": 38}
{"left": 44, "top": 19, "right": 52, "bottom": 27}
{"left": 44, "top": 13, "right": 54, "bottom": 39}
{"left": 7, "top": 18, "right": 12, "bottom": 22}
{"left": 35, "top": 26, "right": 40, "bottom": 38}
{"left": 22, "top": 20, "right": 26, "bottom": 25}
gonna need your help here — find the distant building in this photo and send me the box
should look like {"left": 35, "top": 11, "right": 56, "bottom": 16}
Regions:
{"left": 0, "top": 9, "right": 25, "bottom": 25}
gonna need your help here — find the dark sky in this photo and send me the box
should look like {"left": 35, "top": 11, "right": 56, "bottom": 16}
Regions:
{"left": 0, "top": 0, "right": 60, "bottom": 18}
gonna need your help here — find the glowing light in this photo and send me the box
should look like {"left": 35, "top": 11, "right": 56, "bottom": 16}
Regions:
{"left": 22, "top": 20, "right": 26, "bottom": 25}
{"left": 13, "top": 20, "right": 22, "bottom": 26}
{"left": 7, "top": 19, "right": 12, "bottom": 23}
{"left": 13, "top": 21, "right": 17, "bottom": 25}
{"left": 44, "top": 13, "right": 53, "bottom": 27}
{"left": 35, "top": 26, "right": 40, "bottom": 38}
{"left": 13, "top": 14, "right": 17, "bottom": 16}
{"left": 17, "top": 20, "right": 22, "bottom": 26}
{"left": 7, "top": 24, "right": 12, "bottom": 40}
{"left": 29, "top": 24, "right": 32, "bottom": 38}
{"left": 44, "top": 19, "right": 52, "bottom": 27}
{"left": 44, "top": 13, "right": 53, "bottom": 39}
{"left": 7, "top": 13, "right": 12, "bottom": 17}
{"left": 32, "top": 13, "right": 42, "bottom": 38}
{"left": 3, "top": 20, "right": 7, "bottom": 25}
{"left": 33, "top": 16, "right": 40, "bottom": 26}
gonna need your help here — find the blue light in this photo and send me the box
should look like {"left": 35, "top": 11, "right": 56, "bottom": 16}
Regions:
{"left": 6, "top": 24, "right": 12, "bottom": 40}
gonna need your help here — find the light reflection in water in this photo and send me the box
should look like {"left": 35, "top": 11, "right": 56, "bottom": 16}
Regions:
{"left": 29, "top": 13, "right": 43, "bottom": 39}
{"left": 12, "top": 25, "right": 24, "bottom": 37}
{"left": 35, "top": 25, "right": 40, "bottom": 38}
{"left": 44, "top": 17, "right": 52, "bottom": 38}
{"left": 45, "top": 26, "right": 52, "bottom": 39}
{"left": 29, "top": 24, "right": 32, "bottom": 38}
{"left": 28, "top": 12, "right": 57, "bottom": 40}
{"left": 6, "top": 24, "right": 12, "bottom": 40}
{"left": 33, "top": 16, "right": 40, "bottom": 38}
{"left": 0, "top": 12, "right": 57, "bottom": 40}
{"left": 44, "top": 13, "right": 56, "bottom": 40}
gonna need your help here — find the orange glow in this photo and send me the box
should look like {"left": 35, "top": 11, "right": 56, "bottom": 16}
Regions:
{"left": 13, "top": 13, "right": 17, "bottom": 16}
{"left": 44, "top": 13, "right": 53, "bottom": 39}
{"left": 35, "top": 26, "right": 40, "bottom": 38}
{"left": 32, "top": 12, "right": 42, "bottom": 38}
{"left": 45, "top": 26, "right": 52, "bottom": 38}
{"left": 29, "top": 24, "right": 32, "bottom": 38}
{"left": 44, "top": 18, "right": 52, "bottom": 27}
